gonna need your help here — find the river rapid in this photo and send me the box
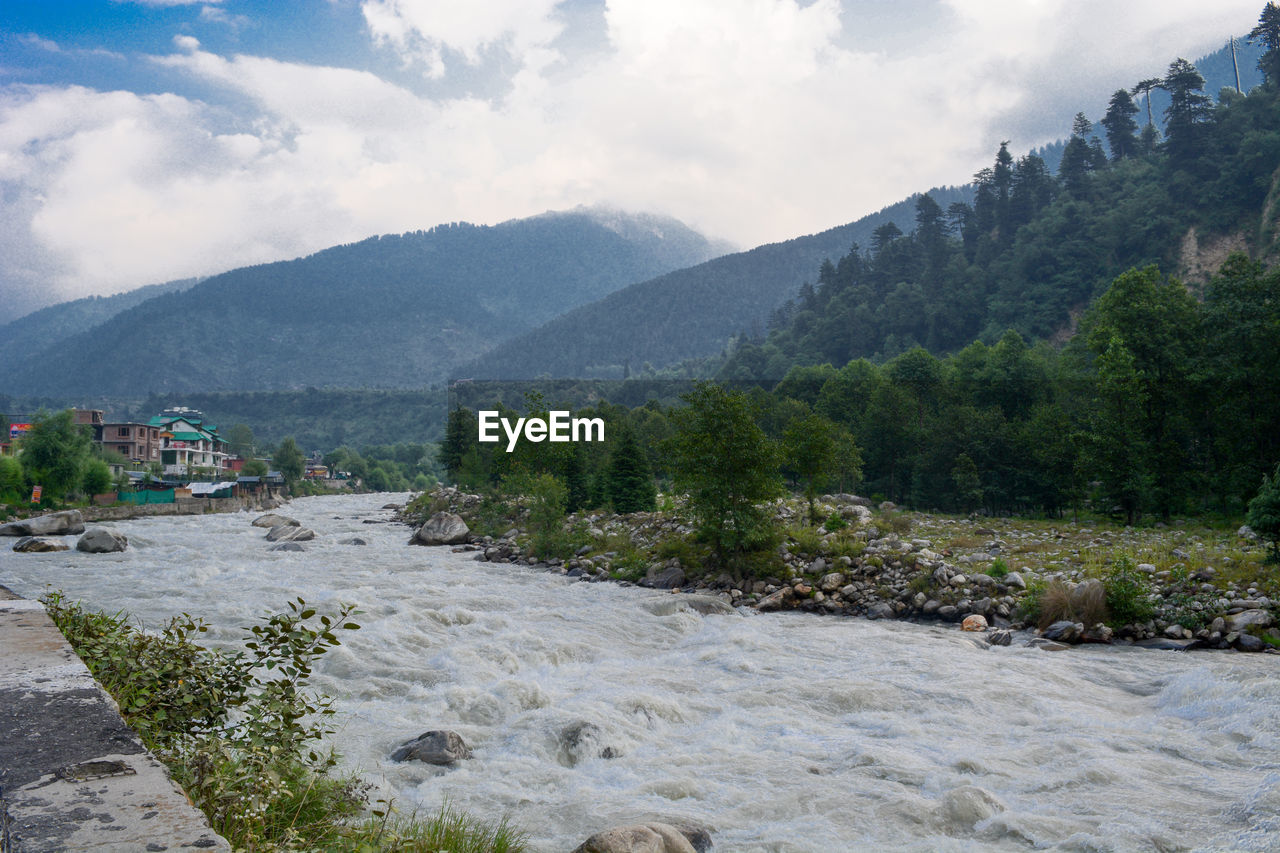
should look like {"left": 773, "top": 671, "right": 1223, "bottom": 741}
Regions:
{"left": 3, "top": 493, "right": 1279, "bottom": 852}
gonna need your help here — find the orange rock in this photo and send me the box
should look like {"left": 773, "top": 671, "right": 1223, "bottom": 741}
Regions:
{"left": 961, "top": 614, "right": 988, "bottom": 632}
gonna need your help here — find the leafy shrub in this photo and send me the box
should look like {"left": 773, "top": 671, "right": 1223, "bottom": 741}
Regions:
{"left": 987, "top": 557, "right": 1009, "bottom": 578}
{"left": 822, "top": 513, "right": 848, "bottom": 532}
{"left": 787, "top": 524, "right": 824, "bottom": 556}
{"left": 609, "top": 545, "right": 651, "bottom": 582}
{"left": 46, "top": 594, "right": 526, "bottom": 852}
{"left": 1017, "top": 579, "right": 1047, "bottom": 624}
{"left": 44, "top": 594, "right": 364, "bottom": 848}
{"left": 1104, "top": 556, "right": 1156, "bottom": 626}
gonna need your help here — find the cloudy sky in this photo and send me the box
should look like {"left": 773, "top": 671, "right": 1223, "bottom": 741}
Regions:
{"left": 0, "top": 0, "right": 1266, "bottom": 321}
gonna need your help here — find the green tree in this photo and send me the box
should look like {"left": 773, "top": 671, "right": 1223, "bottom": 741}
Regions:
{"left": 242, "top": 458, "right": 268, "bottom": 478}
{"left": 82, "top": 459, "right": 113, "bottom": 496}
{"left": 1087, "top": 337, "right": 1152, "bottom": 525}
{"left": 1162, "top": 58, "right": 1212, "bottom": 164}
{"left": 951, "top": 453, "right": 984, "bottom": 513}
{"left": 1059, "top": 113, "right": 1104, "bottom": 194}
{"left": 783, "top": 411, "right": 840, "bottom": 522}
{"left": 1102, "top": 88, "right": 1141, "bottom": 160}
{"left": 0, "top": 455, "right": 26, "bottom": 502}
{"left": 19, "top": 410, "right": 93, "bottom": 502}
{"left": 1247, "top": 463, "right": 1280, "bottom": 561}
{"left": 225, "top": 423, "right": 256, "bottom": 459}
{"left": 1249, "top": 2, "right": 1280, "bottom": 84}
{"left": 606, "top": 424, "right": 655, "bottom": 514}
{"left": 526, "top": 473, "right": 569, "bottom": 559}
{"left": 273, "top": 437, "right": 305, "bottom": 486}
{"left": 439, "top": 407, "right": 477, "bottom": 484}
{"left": 666, "top": 383, "right": 782, "bottom": 565}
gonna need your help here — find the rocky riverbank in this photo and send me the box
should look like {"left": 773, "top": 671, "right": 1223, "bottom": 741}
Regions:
{"left": 404, "top": 487, "right": 1280, "bottom": 654}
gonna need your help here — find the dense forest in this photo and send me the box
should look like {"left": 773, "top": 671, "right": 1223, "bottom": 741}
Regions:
{"left": 717, "top": 61, "right": 1280, "bottom": 378}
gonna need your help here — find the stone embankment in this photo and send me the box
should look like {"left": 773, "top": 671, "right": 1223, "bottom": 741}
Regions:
{"left": 0, "top": 585, "right": 229, "bottom": 852}
{"left": 407, "top": 487, "right": 1280, "bottom": 654}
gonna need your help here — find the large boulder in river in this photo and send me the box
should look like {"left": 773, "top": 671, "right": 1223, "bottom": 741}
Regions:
{"left": 252, "top": 513, "right": 299, "bottom": 529}
{"left": 266, "top": 525, "right": 316, "bottom": 542}
{"left": 411, "top": 512, "right": 470, "bottom": 546}
{"left": 0, "top": 510, "right": 85, "bottom": 537}
{"left": 13, "top": 536, "right": 70, "bottom": 553}
{"left": 572, "top": 823, "right": 712, "bottom": 853}
{"left": 390, "top": 730, "right": 472, "bottom": 765}
{"left": 76, "top": 528, "right": 128, "bottom": 553}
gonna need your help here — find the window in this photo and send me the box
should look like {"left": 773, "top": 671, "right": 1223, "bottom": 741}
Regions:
{"left": 117, "top": 427, "right": 130, "bottom": 437}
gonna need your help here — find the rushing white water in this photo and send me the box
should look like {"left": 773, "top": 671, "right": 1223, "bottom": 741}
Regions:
{"left": 3, "top": 493, "right": 1279, "bottom": 852}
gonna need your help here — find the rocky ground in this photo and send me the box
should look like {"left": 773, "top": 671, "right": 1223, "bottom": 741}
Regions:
{"left": 402, "top": 487, "right": 1280, "bottom": 654}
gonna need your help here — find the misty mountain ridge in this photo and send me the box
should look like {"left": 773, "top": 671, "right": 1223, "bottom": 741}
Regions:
{"left": 0, "top": 209, "right": 726, "bottom": 395}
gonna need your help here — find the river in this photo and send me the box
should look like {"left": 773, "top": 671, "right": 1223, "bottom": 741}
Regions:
{"left": 2, "top": 493, "right": 1278, "bottom": 852}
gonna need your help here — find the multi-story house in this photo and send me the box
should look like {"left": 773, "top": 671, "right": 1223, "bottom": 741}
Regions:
{"left": 151, "top": 408, "right": 229, "bottom": 476}
{"left": 97, "top": 422, "right": 164, "bottom": 465}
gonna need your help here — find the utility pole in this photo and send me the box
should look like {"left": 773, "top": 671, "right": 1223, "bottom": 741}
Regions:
{"left": 1231, "top": 35, "right": 1243, "bottom": 94}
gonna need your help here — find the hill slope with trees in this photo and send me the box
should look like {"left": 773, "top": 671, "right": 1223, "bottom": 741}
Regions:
{"left": 0, "top": 209, "right": 727, "bottom": 395}
{"left": 460, "top": 187, "right": 973, "bottom": 380}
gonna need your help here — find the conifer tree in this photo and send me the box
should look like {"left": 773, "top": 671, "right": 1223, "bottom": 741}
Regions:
{"left": 1102, "top": 89, "right": 1141, "bottom": 160}
{"left": 1249, "top": 2, "right": 1280, "bottom": 84}
{"left": 607, "top": 423, "right": 655, "bottom": 514}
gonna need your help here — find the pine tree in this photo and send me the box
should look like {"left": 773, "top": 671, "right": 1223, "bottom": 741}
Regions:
{"left": 607, "top": 423, "right": 655, "bottom": 514}
{"left": 1101, "top": 89, "right": 1140, "bottom": 160}
{"left": 439, "top": 407, "right": 476, "bottom": 483}
{"left": 1163, "top": 58, "right": 1212, "bottom": 164}
{"left": 1249, "top": 2, "right": 1280, "bottom": 84}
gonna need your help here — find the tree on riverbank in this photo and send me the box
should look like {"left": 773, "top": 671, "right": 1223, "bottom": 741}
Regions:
{"left": 1248, "top": 464, "right": 1280, "bottom": 561}
{"left": 19, "top": 410, "right": 92, "bottom": 502}
{"left": 667, "top": 383, "right": 782, "bottom": 567}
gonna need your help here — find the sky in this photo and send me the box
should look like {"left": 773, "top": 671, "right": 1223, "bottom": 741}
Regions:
{"left": 0, "top": 0, "right": 1267, "bottom": 322}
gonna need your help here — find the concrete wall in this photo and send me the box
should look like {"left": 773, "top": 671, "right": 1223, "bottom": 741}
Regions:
{"left": 0, "top": 588, "right": 229, "bottom": 852}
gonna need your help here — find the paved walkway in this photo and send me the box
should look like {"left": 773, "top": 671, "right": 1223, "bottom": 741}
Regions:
{"left": 0, "top": 586, "right": 229, "bottom": 852}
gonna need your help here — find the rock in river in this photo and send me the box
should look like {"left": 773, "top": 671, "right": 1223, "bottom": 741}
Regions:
{"left": 390, "top": 730, "right": 472, "bottom": 765}
{"left": 410, "top": 512, "right": 470, "bottom": 546}
{"left": 572, "top": 823, "right": 712, "bottom": 853}
{"left": 13, "top": 536, "right": 70, "bottom": 553}
{"left": 76, "top": 528, "right": 128, "bottom": 553}
{"left": 0, "top": 510, "right": 85, "bottom": 537}
{"left": 266, "top": 525, "right": 316, "bottom": 542}
{"left": 252, "top": 513, "right": 299, "bottom": 529}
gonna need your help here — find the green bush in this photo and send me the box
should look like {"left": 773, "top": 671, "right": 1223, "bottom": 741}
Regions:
{"left": 1104, "top": 556, "right": 1156, "bottom": 626}
{"left": 987, "top": 557, "right": 1009, "bottom": 578}
{"left": 45, "top": 593, "right": 527, "bottom": 852}
{"left": 822, "top": 513, "right": 847, "bottom": 532}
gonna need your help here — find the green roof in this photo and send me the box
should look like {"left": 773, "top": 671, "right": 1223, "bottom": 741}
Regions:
{"left": 169, "top": 431, "right": 208, "bottom": 442}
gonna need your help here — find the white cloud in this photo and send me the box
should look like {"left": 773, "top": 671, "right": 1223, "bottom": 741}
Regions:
{"left": 361, "top": 0, "right": 564, "bottom": 77}
{"left": 0, "top": 0, "right": 1266, "bottom": 311}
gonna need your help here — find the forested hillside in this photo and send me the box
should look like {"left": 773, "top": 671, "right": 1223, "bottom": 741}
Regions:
{"left": 0, "top": 278, "right": 198, "bottom": 369}
{"left": 0, "top": 209, "right": 725, "bottom": 395}
{"left": 461, "top": 187, "right": 972, "bottom": 380}
{"left": 715, "top": 52, "right": 1280, "bottom": 380}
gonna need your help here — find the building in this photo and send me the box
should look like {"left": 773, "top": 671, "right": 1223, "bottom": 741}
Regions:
{"left": 96, "top": 422, "right": 164, "bottom": 465}
{"left": 150, "top": 408, "right": 229, "bottom": 476}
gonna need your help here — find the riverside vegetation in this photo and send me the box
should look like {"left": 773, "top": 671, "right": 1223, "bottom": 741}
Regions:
{"left": 43, "top": 593, "right": 527, "bottom": 853}
{"left": 408, "top": 483, "right": 1280, "bottom": 652}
